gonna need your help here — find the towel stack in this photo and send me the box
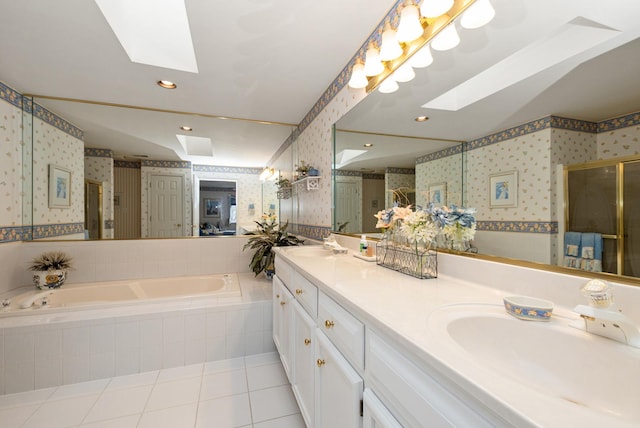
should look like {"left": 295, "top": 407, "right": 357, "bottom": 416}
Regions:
{"left": 563, "top": 232, "right": 603, "bottom": 272}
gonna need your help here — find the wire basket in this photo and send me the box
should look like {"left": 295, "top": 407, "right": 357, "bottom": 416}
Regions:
{"left": 376, "top": 242, "right": 437, "bottom": 279}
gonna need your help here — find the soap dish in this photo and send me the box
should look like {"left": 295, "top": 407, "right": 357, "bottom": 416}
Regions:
{"left": 503, "top": 296, "right": 553, "bottom": 321}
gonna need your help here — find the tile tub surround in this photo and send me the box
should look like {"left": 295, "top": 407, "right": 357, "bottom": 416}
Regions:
{"left": 0, "top": 236, "right": 254, "bottom": 295}
{"left": 275, "top": 246, "right": 640, "bottom": 427}
{"left": 0, "top": 273, "right": 274, "bottom": 395}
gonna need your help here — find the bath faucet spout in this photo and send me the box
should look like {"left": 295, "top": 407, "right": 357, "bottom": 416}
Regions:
{"left": 19, "top": 290, "right": 55, "bottom": 309}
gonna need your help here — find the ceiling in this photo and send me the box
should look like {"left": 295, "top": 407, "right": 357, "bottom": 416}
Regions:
{"left": 0, "top": 0, "right": 394, "bottom": 165}
{"left": 2, "top": 1, "right": 640, "bottom": 168}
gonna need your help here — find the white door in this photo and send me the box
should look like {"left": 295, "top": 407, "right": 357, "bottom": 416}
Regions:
{"left": 149, "top": 174, "right": 184, "bottom": 237}
{"left": 363, "top": 389, "right": 402, "bottom": 428}
{"left": 293, "top": 301, "right": 316, "bottom": 427}
{"left": 273, "top": 277, "right": 294, "bottom": 380}
{"left": 315, "top": 331, "right": 363, "bottom": 428}
{"left": 335, "top": 181, "right": 360, "bottom": 234}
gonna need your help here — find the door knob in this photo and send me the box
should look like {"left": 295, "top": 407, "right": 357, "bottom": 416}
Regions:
{"left": 317, "top": 359, "right": 325, "bottom": 367}
{"left": 304, "top": 338, "right": 311, "bottom": 346}
{"left": 325, "top": 320, "right": 334, "bottom": 329}
{"left": 295, "top": 289, "right": 303, "bottom": 295}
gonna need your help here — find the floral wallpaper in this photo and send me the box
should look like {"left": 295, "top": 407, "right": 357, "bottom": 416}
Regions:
{"left": 416, "top": 154, "right": 463, "bottom": 209}
{"left": 385, "top": 169, "right": 415, "bottom": 209}
{"left": 0, "top": 88, "right": 23, "bottom": 231}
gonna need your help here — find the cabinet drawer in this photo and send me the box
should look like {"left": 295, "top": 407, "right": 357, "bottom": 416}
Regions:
{"left": 318, "top": 292, "right": 364, "bottom": 371}
{"left": 275, "top": 258, "right": 294, "bottom": 289}
{"left": 293, "top": 271, "right": 318, "bottom": 318}
{"left": 366, "top": 330, "right": 494, "bottom": 428}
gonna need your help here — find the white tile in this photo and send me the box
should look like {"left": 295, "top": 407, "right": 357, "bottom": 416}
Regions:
{"left": 245, "top": 332, "right": 264, "bottom": 356}
{"left": 225, "top": 310, "right": 249, "bottom": 336}
{"left": 0, "top": 404, "right": 40, "bottom": 427}
{"left": 139, "top": 318, "right": 162, "bottom": 348}
{"left": 0, "top": 387, "right": 55, "bottom": 409}
{"left": 63, "top": 355, "right": 91, "bottom": 385}
{"left": 225, "top": 335, "right": 245, "bottom": 359}
{"left": 253, "top": 413, "right": 306, "bottom": 428}
{"left": 262, "top": 335, "right": 277, "bottom": 354}
{"left": 244, "top": 352, "right": 280, "bottom": 368}
{"left": 199, "top": 369, "right": 247, "bottom": 401}
{"left": 185, "top": 312, "right": 206, "bottom": 341}
{"left": 139, "top": 344, "right": 162, "bottom": 372}
{"left": 115, "top": 321, "right": 139, "bottom": 349}
{"left": 246, "top": 362, "right": 288, "bottom": 391}
{"left": 4, "top": 332, "right": 35, "bottom": 393}
{"left": 80, "top": 413, "right": 140, "bottom": 428}
{"left": 245, "top": 306, "right": 264, "bottom": 334}
{"left": 196, "top": 394, "right": 252, "bottom": 428}
{"left": 161, "top": 341, "right": 184, "bottom": 368}
{"left": 157, "top": 363, "right": 203, "bottom": 383}
{"left": 138, "top": 402, "right": 197, "bottom": 428}
{"left": 205, "top": 336, "right": 226, "bottom": 362}
{"left": 84, "top": 385, "right": 152, "bottom": 423}
{"left": 34, "top": 329, "right": 62, "bottom": 361}
{"left": 185, "top": 339, "right": 206, "bottom": 365}
{"left": 203, "top": 357, "right": 245, "bottom": 375}
{"left": 145, "top": 376, "right": 201, "bottom": 411}
{"left": 162, "top": 315, "right": 184, "bottom": 344}
{"left": 89, "top": 323, "right": 115, "bottom": 355}
{"left": 34, "top": 357, "right": 63, "bottom": 390}
{"left": 105, "top": 370, "right": 158, "bottom": 392}
{"left": 50, "top": 379, "right": 109, "bottom": 400}
{"left": 205, "top": 311, "right": 226, "bottom": 338}
{"left": 250, "top": 385, "right": 299, "bottom": 423}
{"left": 115, "top": 346, "right": 139, "bottom": 376}
{"left": 89, "top": 351, "right": 116, "bottom": 380}
{"left": 63, "top": 326, "right": 90, "bottom": 358}
{"left": 23, "top": 393, "right": 100, "bottom": 428}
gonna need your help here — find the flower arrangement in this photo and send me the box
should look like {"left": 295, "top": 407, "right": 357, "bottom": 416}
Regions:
{"left": 373, "top": 203, "right": 476, "bottom": 278}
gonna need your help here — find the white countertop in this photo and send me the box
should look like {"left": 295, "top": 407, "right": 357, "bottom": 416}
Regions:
{"left": 275, "top": 246, "right": 640, "bottom": 428}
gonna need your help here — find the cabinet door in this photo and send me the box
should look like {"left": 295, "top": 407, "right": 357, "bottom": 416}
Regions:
{"left": 273, "top": 276, "right": 293, "bottom": 379}
{"left": 293, "top": 301, "right": 316, "bottom": 428}
{"left": 363, "top": 389, "right": 402, "bottom": 428}
{"left": 315, "top": 330, "right": 363, "bottom": 428}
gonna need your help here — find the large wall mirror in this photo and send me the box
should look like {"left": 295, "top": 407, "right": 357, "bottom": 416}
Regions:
{"left": 333, "top": 1, "right": 640, "bottom": 281}
{"left": 23, "top": 97, "right": 295, "bottom": 241}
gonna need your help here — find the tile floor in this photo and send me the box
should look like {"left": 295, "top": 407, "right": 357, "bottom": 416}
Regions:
{"left": 0, "top": 352, "right": 304, "bottom": 428}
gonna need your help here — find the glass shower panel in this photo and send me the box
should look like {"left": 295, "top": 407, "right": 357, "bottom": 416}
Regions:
{"left": 623, "top": 161, "right": 640, "bottom": 277}
{"left": 567, "top": 165, "right": 617, "bottom": 274}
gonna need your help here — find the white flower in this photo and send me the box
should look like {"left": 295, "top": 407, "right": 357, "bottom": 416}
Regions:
{"left": 399, "top": 210, "right": 439, "bottom": 247}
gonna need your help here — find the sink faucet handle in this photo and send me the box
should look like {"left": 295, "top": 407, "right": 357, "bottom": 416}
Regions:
{"left": 580, "top": 279, "right": 614, "bottom": 308}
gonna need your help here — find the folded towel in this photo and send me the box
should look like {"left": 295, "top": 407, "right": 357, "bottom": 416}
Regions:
{"left": 565, "top": 232, "right": 582, "bottom": 256}
{"left": 581, "top": 233, "right": 603, "bottom": 261}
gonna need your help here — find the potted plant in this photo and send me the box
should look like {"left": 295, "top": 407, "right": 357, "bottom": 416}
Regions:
{"left": 243, "top": 216, "right": 304, "bottom": 278}
{"left": 295, "top": 160, "right": 312, "bottom": 178}
{"left": 275, "top": 177, "right": 291, "bottom": 189}
{"left": 29, "top": 251, "right": 73, "bottom": 289}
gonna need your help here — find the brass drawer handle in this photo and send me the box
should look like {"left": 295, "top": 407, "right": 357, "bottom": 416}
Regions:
{"left": 317, "top": 358, "right": 325, "bottom": 367}
{"left": 325, "top": 320, "right": 334, "bottom": 329}
{"left": 304, "top": 338, "right": 311, "bottom": 346}
{"left": 280, "top": 301, "right": 286, "bottom": 306}
{"left": 295, "top": 289, "right": 303, "bottom": 295}
{"left": 276, "top": 294, "right": 280, "bottom": 299}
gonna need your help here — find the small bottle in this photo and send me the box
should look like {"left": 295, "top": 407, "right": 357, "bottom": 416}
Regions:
{"left": 360, "top": 234, "right": 368, "bottom": 255}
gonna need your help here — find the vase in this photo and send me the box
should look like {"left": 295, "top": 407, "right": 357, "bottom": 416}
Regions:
{"left": 264, "top": 269, "right": 275, "bottom": 280}
{"left": 33, "top": 270, "right": 66, "bottom": 290}
{"left": 308, "top": 168, "right": 319, "bottom": 176}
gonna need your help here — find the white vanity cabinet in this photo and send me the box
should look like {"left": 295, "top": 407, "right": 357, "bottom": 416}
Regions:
{"left": 273, "top": 276, "right": 294, "bottom": 379}
{"left": 274, "top": 258, "right": 364, "bottom": 428}
{"left": 363, "top": 389, "right": 402, "bottom": 428}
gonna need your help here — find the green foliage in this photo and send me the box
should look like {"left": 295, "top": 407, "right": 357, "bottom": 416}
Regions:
{"left": 243, "top": 220, "right": 304, "bottom": 276}
{"left": 29, "top": 251, "right": 73, "bottom": 271}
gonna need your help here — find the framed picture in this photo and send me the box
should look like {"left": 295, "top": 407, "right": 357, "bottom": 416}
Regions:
{"left": 489, "top": 171, "right": 518, "bottom": 208}
{"left": 204, "top": 198, "right": 221, "bottom": 217}
{"left": 429, "top": 182, "right": 446, "bottom": 207}
{"left": 49, "top": 164, "right": 72, "bottom": 208}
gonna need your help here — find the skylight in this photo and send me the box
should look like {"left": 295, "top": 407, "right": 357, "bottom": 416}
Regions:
{"left": 94, "top": 0, "right": 198, "bottom": 73}
{"left": 176, "top": 135, "right": 213, "bottom": 157}
{"left": 421, "top": 18, "right": 620, "bottom": 111}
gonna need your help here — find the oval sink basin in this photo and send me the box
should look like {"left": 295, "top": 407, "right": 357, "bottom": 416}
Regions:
{"left": 428, "top": 304, "right": 640, "bottom": 423}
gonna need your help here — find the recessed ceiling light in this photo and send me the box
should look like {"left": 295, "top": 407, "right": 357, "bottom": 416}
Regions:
{"left": 180, "top": 126, "right": 192, "bottom": 131}
{"left": 364, "top": 143, "right": 373, "bottom": 147}
{"left": 157, "top": 80, "right": 177, "bottom": 89}
{"left": 415, "top": 116, "right": 429, "bottom": 122}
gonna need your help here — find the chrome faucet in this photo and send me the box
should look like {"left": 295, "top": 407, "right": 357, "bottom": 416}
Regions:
{"left": 19, "top": 290, "right": 55, "bottom": 309}
{"left": 570, "top": 279, "right": 640, "bottom": 348}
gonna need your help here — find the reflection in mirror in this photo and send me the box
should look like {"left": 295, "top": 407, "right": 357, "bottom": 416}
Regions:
{"left": 196, "top": 180, "right": 237, "bottom": 236}
{"left": 24, "top": 97, "right": 293, "bottom": 241}
{"left": 332, "top": 2, "right": 640, "bottom": 281}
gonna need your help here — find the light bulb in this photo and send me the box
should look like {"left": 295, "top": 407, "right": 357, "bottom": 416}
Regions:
{"left": 379, "top": 24, "right": 403, "bottom": 61}
{"left": 378, "top": 78, "right": 399, "bottom": 94}
{"left": 431, "top": 24, "right": 460, "bottom": 51}
{"left": 393, "top": 63, "right": 415, "bottom": 83}
{"left": 420, "top": 0, "right": 454, "bottom": 18}
{"left": 364, "top": 46, "right": 385, "bottom": 76}
{"left": 460, "top": 0, "right": 495, "bottom": 29}
{"left": 409, "top": 45, "right": 433, "bottom": 68}
{"left": 348, "top": 62, "right": 368, "bottom": 89}
{"left": 397, "top": 2, "right": 423, "bottom": 43}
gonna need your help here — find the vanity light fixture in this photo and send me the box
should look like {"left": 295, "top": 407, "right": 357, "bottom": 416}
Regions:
{"left": 259, "top": 167, "right": 275, "bottom": 182}
{"left": 348, "top": 61, "right": 369, "bottom": 89}
{"left": 180, "top": 126, "right": 192, "bottom": 131}
{"left": 379, "top": 23, "right": 403, "bottom": 61}
{"left": 364, "top": 45, "right": 385, "bottom": 77}
{"left": 415, "top": 115, "right": 429, "bottom": 122}
{"left": 460, "top": 0, "right": 495, "bottom": 29}
{"left": 397, "top": 0, "right": 424, "bottom": 43}
{"left": 157, "top": 80, "right": 177, "bottom": 89}
{"left": 431, "top": 23, "right": 460, "bottom": 51}
{"left": 378, "top": 77, "right": 399, "bottom": 93}
{"left": 420, "top": 0, "right": 454, "bottom": 18}
{"left": 347, "top": 0, "right": 490, "bottom": 92}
